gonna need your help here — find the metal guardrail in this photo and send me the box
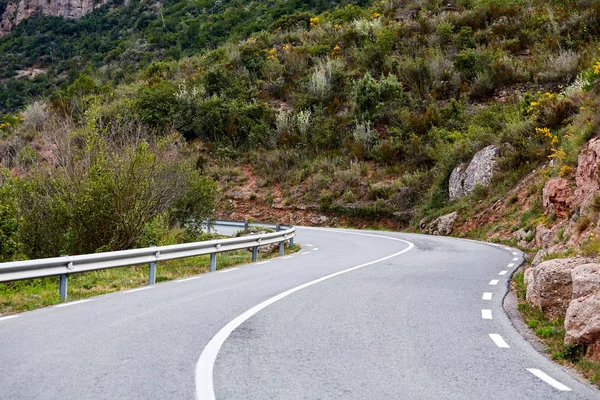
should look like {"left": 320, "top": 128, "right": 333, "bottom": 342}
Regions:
{"left": 0, "top": 220, "right": 295, "bottom": 301}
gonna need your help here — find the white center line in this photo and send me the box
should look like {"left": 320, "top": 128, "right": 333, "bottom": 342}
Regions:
{"left": 482, "top": 292, "right": 493, "bottom": 300}
{"left": 526, "top": 369, "right": 572, "bottom": 391}
{"left": 255, "top": 261, "right": 270, "bottom": 265}
{"left": 54, "top": 299, "right": 91, "bottom": 308}
{"left": 512, "top": 257, "right": 519, "bottom": 261}
{"left": 507, "top": 263, "right": 515, "bottom": 268}
{"left": 125, "top": 286, "right": 152, "bottom": 293}
{"left": 0, "top": 315, "right": 18, "bottom": 322}
{"left": 195, "top": 233, "right": 415, "bottom": 400}
{"left": 489, "top": 334, "right": 510, "bottom": 348}
{"left": 176, "top": 276, "right": 201, "bottom": 282}
{"left": 498, "top": 270, "right": 508, "bottom": 276}
{"left": 218, "top": 268, "right": 239, "bottom": 274}
{"left": 489, "top": 279, "right": 499, "bottom": 286}
{"left": 482, "top": 309, "right": 493, "bottom": 319}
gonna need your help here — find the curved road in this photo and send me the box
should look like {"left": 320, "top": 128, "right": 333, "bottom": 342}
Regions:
{"left": 0, "top": 227, "right": 598, "bottom": 399}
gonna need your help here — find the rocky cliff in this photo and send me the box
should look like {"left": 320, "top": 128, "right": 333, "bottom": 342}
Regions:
{"left": 0, "top": 0, "right": 108, "bottom": 36}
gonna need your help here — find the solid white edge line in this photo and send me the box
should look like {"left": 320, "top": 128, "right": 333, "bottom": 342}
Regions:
{"left": 124, "top": 286, "right": 152, "bottom": 293}
{"left": 482, "top": 292, "right": 493, "bottom": 300}
{"left": 482, "top": 309, "right": 493, "bottom": 319}
{"left": 489, "top": 279, "right": 499, "bottom": 285}
{"left": 0, "top": 315, "right": 18, "bottom": 322}
{"left": 526, "top": 368, "right": 572, "bottom": 391}
{"left": 255, "top": 261, "right": 270, "bottom": 265}
{"left": 281, "top": 256, "right": 294, "bottom": 259}
{"left": 300, "top": 252, "right": 310, "bottom": 256}
{"left": 218, "top": 268, "right": 239, "bottom": 274}
{"left": 54, "top": 299, "right": 91, "bottom": 308}
{"left": 176, "top": 276, "right": 202, "bottom": 283}
{"left": 498, "top": 270, "right": 508, "bottom": 276}
{"left": 489, "top": 334, "right": 510, "bottom": 348}
{"left": 195, "top": 233, "right": 415, "bottom": 400}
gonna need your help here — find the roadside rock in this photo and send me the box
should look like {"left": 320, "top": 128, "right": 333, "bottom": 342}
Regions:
{"left": 514, "top": 228, "right": 533, "bottom": 248}
{"left": 534, "top": 225, "right": 555, "bottom": 249}
{"left": 531, "top": 249, "right": 548, "bottom": 266}
{"left": 571, "top": 263, "right": 600, "bottom": 300}
{"left": 309, "top": 215, "right": 328, "bottom": 225}
{"left": 525, "top": 257, "right": 593, "bottom": 319}
{"left": 449, "top": 144, "right": 501, "bottom": 200}
{"left": 425, "top": 211, "right": 459, "bottom": 236}
{"left": 542, "top": 177, "right": 573, "bottom": 218}
{"left": 564, "top": 292, "right": 600, "bottom": 358}
{"left": 574, "top": 136, "right": 600, "bottom": 208}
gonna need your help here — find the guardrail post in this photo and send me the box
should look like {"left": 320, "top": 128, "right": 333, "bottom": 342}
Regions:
{"left": 289, "top": 237, "right": 294, "bottom": 247}
{"left": 59, "top": 274, "right": 68, "bottom": 301}
{"left": 210, "top": 253, "right": 217, "bottom": 272}
{"left": 148, "top": 262, "right": 156, "bottom": 285}
{"left": 279, "top": 241, "right": 284, "bottom": 256}
{"left": 252, "top": 246, "right": 258, "bottom": 262}
{"left": 276, "top": 223, "right": 281, "bottom": 232}
{"left": 244, "top": 220, "right": 249, "bottom": 230}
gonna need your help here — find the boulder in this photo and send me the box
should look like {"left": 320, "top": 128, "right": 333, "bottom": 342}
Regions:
{"left": 574, "top": 137, "right": 600, "bottom": 208}
{"left": 309, "top": 215, "right": 328, "bottom": 225}
{"left": 571, "top": 263, "right": 600, "bottom": 300}
{"left": 449, "top": 145, "right": 501, "bottom": 200}
{"left": 564, "top": 292, "right": 600, "bottom": 355}
{"left": 514, "top": 228, "right": 533, "bottom": 248}
{"left": 425, "top": 211, "right": 459, "bottom": 236}
{"left": 542, "top": 177, "right": 573, "bottom": 218}
{"left": 531, "top": 249, "right": 548, "bottom": 267}
{"left": 525, "top": 257, "right": 592, "bottom": 319}
{"left": 534, "top": 225, "right": 555, "bottom": 249}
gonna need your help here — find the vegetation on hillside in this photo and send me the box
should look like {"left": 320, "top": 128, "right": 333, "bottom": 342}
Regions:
{"left": 2, "top": 0, "right": 600, "bottom": 262}
{"left": 0, "top": 0, "right": 370, "bottom": 113}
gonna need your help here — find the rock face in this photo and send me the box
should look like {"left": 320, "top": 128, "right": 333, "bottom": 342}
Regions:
{"left": 564, "top": 292, "right": 600, "bottom": 360}
{"left": 542, "top": 177, "right": 573, "bottom": 218}
{"left": 571, "top": 263, "right": 600, "bottom": 300}
{"left": 424, "top": 211, "right": 458, "bottom": 236}
{"left": 0, "top": 0, "right": 109, "bottom": 36}
{"left": 524, "top": 257, "right": 593, "bottom": 319}
{"left": 449, "top": 145, "right": 501, "bottom": 200}
{"left": 574, "top": 136, "right": 600, "bottom": 208}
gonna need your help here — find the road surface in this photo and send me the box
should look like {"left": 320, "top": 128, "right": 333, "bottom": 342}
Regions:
{"left": 0, "top": 227, "right": 597, "bottom": 399}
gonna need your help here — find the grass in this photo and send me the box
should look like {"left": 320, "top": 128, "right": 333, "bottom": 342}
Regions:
{"left": 0, "top": 244, "right": 300, "bottom": 315}
{"left": 513, "top": 270, "right": 600, "bottom": 388}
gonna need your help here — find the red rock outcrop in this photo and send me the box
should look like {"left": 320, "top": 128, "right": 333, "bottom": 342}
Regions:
{"left": 564, "top": 292, "right": 600, "bottom": 361}
{"left": 542, "top": 177, "right": 573, "bottom": 218}
{"left": 0, "top": 0, "right": 109, "bottom": 36}
{"left": 574, "top": 136, "right": 600, "bottom": 208}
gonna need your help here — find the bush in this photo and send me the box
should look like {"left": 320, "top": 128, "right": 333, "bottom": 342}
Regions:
{"left": 136, "top": 80, "right": 178, "bottom": 128}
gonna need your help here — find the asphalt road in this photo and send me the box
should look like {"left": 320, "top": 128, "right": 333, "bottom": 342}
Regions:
{"left": 0, "top": 226, "right": 598, "bottom": 399}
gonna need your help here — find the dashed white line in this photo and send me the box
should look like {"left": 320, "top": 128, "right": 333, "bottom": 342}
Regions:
{"left": 255, "top": 261, "right": 270, "bottom": 265}
{"left": 218, "top": 268, "right": 239, "bottom": 274}
{"left": 482, "top": 309, "right": 493, "bottom": 319}
{"left": 54, "top": 299, "right": 91, "bottom": 308}
{"left": 512, "top": 257, "right": 519, "bottom": 261}
{"left": 124, "top": 286, "right": 152, "bottom": 293}
{"left": 305, "top": 244, "right": 314, "bottom": 247}
{"left": 313, "top": 248, "right": 319, "bottom": 251}
{"left": 498, "top": 270, "right": 508, "bottom": 276}
{"left": 526, "top": 368, "right": 572, "bottom": 391}
{"left": 0, "top": 315, "right": 18, "bottom": 322}
{"left": 176, "top": 276, "right": 202, "bottom": 282}
{"left": 300, "top": 252, "right": 310, "bottom": 256}
{"left": 482, "top": 292, "right": 493, "bottom": 300}
{"left": 512, "top": 251, "right": 518, "bottom": 256}
{"left": 489, "top": 279, "right": 499, "bottom": 286}
{"left": 489, "top": 334, "right": 510, "bottom": 348}
{"left": 507, "top": 263, "right": 515, "bottom": 268}
{"left": 281, "top": 256, "right": 294, "bottom": 260}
